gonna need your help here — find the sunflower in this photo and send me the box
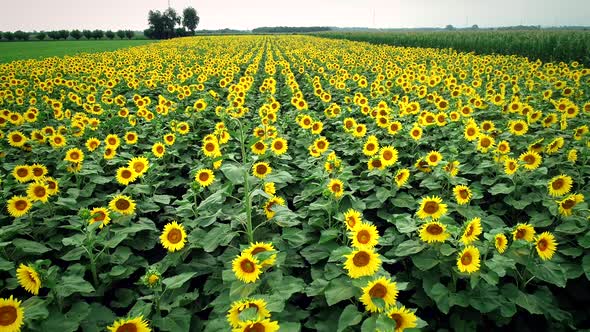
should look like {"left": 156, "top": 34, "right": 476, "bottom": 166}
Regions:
{"left": 425, "top": 151, "right": 442, "bottom": 166}
{"left": 460, "top": 217, "right": 482, "bottom": 245}
{"left": 388, "top": 121, "right": 402, "bottom": 135}
{"left": 252, "top": 162, "right": 272, "bottom": 179}
{"left": 463, "top": 124, "right": 479, "bottom": 141}
{"left": 558, "top": 193, "right": 584, "bottom": 216}
{"left": 232, "top": 319, "right": 280, "bottom": 332}
{"left": 311, "top": 121, "right": 324, "bottom": 134}
{"left": 343, "top": 209, "right": 362, "bottom": 230}
{"left": 44, "top": 177, "right": 59, "bottom": 196}
{"left": 344, "top": 248, "right": 381, "bottom": 278}
{"left": 123, "top": 131, "right": 138, "bottom": 145}
{"left": 105, "top": 134, "right": 121, "bottom": 148}
{"left": 546, "top": 137, "right": 564, "bottom": 154}
{"left": 232, "top": 253, "right": 262, "bottom": 283}
{"left": 49, "top": 134, "right": 67, "bottom": 148}
{"left": 568, "top": 149, "right": 578, "bottom": 163}
{"left": 313, "top": 137, "right": 329, "bottom": 154}
{"left": 495, "top": 233, "right": 508, "bottom": 254}
{"left": 363, "top": 137, "right": 379, "bottom": 156}
{"left": 380, "top": 146, "right": 398, "bottom": 167}
{"left": 160, "top": 221, "right": 187, "bottom": 252}
{"left": 327, "top": 178, "right": 344, "bottom": 198}
{"left": 30, "top": 164, "right": 48, "bottom": 179}
{"left": 417, "top": 196, "right": 447, "bottom": 220}
{"left": 251, "top": 141, "right": 267, "bottom": 155}
{"left": 386, "top": 306, "right": 418, "bottom": 332}
{"left": 7, "top": 196, "right": 33, "bottom": 218}
{"left": 195, "top": 169, "right": 215, "bottom": 187}
{"left": 7, "top": 131, "right": 27, "bottom": 147}
{"left": 64, "top": 148, "right": 84, "bottom": 163}
{"left": 270, "top": 137, "right": 288, "bottom": 155}
{"left": 26, "top": 182, "right": 49, "bottom": 203}
{"left": 116, "top": 167, "right": 137, "bottom": 186}
{"left": 513, "top": 223, "right": 535, "bottom": 242}
{"left": 350, "top": 222, "right": 380, "bottom": 249}
{"left": 152, "top": 142, "right": 166, "bottom": 158}
{"left": 409, "top": 126, "right": 423, "bottom": 140}
{"left": 343, "top": 117, "right": 357, "bottom": 132}
{"left": 353, "top": 124, "right": 367, "bottom": 138}
{"left": 107, "top": 316, "right": 151, "bottom": 332}
{"left": 12, "top": 165, "right": 32, "bottom": 183}
{"left": 508, "top": 120, "right": 528, "bottom": 136}
{"left": 89, "top": 207, "right": 111, "bottom": 228}
{"left": 243, "top": 242, "right": 276, "bottom": 267}
{"left": 519, "top": 151, "right": 542, "bottom": 170}
{"left": 0, "top": 295, "right": 25, "bottom": 332}
{"left": 547, "top": 174, "right": 573, "bottom": 197}
{"left": 443, "top": 161, "right": 460, "bottom": 177}
{"left": 16, "top": 263, "right": 41, "bottom": 295}
{"left": 504, "top": 157, "right": 519, "bottom": 175}
{"left": 496, "top": 140, "right": 511, "bottom": 154}
{"left": 263, "top": 182, "right": 276, "bottom": 195}
{"left": 477, "top": 135, "right": 495, "bottom": 153}
{"left": 367, "top": 157, "right": 386, "bottom": 171}
{"left": 535, "top": 232, "right": 557, "bottom": 260}
{"left": 128, "top": 157, "right": 149, "bottom": 177}
{"left": 108, "top": 195, "right": 136, "bottom": 215}
{"left": 264, "top": 196, "right": 285, "bottom": 219}
{"left": 104, "top": 147, "right": 116, "bottom": 160}
{"left": 457, "top": 246, "right": 480, "bottom": 274}
{"left": 419, "top": 221, "right": 450, "bottom": 243}
{"left": 176, "top": 122, "right": 190, "bottom": 135}
{"left": 360, "top": 277, "right": 398, "bottom": 313}
{"left": 227, "top": 298, "right": 271, "bottom": 328}
{"left": 394, "top": 168, "right": 410, "bottom": 188}
{"left": 453, "top": 185, "right": 472, "bottom": 205}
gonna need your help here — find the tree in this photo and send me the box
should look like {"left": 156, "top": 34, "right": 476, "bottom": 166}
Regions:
{"left": 92, "top": 29, "right": 104, "bottom": 40}
{"left": 182, "top": 7, "right": 199, "bottom": 35}
{"left": 125, "top": 30, "right": 135, "bottom": 39}
{"left": 471, "top": 24, "right": 479, "bottom": 30}
{"left": 162, "top": 8, "right": 181, "bottom": 39}
{"left": 58, "top": 30, "right": 69, "bottom": 40}
{"left": 83, "top": 30, "right": 92, "bottom": 40}
{"left": 146, "top": 8, "right": 181, "bottom": 39}
{"left": 46, "top": 31, "right": 58, "bottom": 40}
{"left": 14, "top": 31, "right": 29, "bottom": 41}
{"left": 3, "top": 32, "right": 14, "bottom": 41}
{"left": 70, "top": 29, "right": 83, "bottom": 40}
{"left": 36, "top": 31, "right": 46, "bottom": 40}
{"left": 105, "top": 30, "right": 115, "bottom": 39}
{"left": 445, "top": 24, "right": 455, "bottom": 30}
{"left": 116, "top": 30, "right": 125, "bottom": 39}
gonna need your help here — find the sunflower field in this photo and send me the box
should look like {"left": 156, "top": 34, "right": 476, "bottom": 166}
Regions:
{"left": 1, "top": 35, "right": 590, "bottom": 332}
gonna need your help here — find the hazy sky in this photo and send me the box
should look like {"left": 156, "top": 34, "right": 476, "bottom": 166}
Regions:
{"left": 1, "top": 0, "right": 588, "bottom": 32}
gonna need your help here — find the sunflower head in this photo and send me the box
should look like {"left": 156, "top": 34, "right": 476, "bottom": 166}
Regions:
{"left": 243, "top": 242, "right": 277, "bottom": 267}
{"left": 419, "top": 221, "right": 450, "bottom": 243}
{"left": 195, "top": 169, "right": 215, "bottom": 187}
{"left": 495, "top": 233, "right": 508, "bottom": 254}
{"left": 89, "top": 207, "right": 111, "bottom": 229}
{"left": 107, "top": 316, "right": 151, "bottom": 332}
{"left": 7, "top": 195, "right": 33, "bottom": 218}
{"left": 232, "top": 253, "right": 262, "bottom": 283}
{"left": 416, "top": 196, "right": 447, "bottom": 220}
{"left": 327, "top": 179, "right": 344, "bottom": 198}
{"left": 108, "top": 195, "right": 136, "bottom": 215}
{"left": 457, "top": 245, "right": 481, "bottom": 274}
{"left": 227, "top": 298, "right": 271, "bottom": 328}
{"left": 394, "top": 169, "right": 410, "bottom": 187}
{"left": 0, "top": 295, "right": 25, "bottom": 332}
{"left": 360, "top": 277, "right": 399, "bottom": 313}
{"left": 17, "top": 263, "right": 42, "bottom": 295}
{"left": 350, "top": 222, "right": 380, "bottom": 249}
{"left": 142, "top": 268, "right": 161, "bottom": 288}
{"left": 343, "top": 248, "right": 381, "bottom": 279}
{"left": 160, "top": 221, "right": 187, "bottom": 252}
{"left": 386, "top": 306, "right": 418, "bottom": 332}
{"left": 460, "top": 217, "right": 482, "bottom": 244}
{"left": 547, "top": 174, "right": 573, "bottom": 197}
{"left": 512, "top": 223, "right": 535, "bottom": 242}
{"left": 453, "top": 185, "right": 472, "bottom": 205}
{"left": 252, "top": 162, "right": 272, "bottom": 179}
{"left": 535, "top": 232, "right": 557, "bottom": 260}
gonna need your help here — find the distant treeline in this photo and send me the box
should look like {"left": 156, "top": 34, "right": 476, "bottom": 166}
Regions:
{"left": 317, "top": 30, "right": 590, "bottom": 66}
{"left": 252, "top": 26, "right": 331, "bottom": 33}
{"left": 0, "top": 30, "right": 137, "bottom": 41}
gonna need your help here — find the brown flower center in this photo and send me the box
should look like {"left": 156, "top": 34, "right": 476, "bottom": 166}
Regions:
{"left": 16, "top": 168, "right": 28, "bottom": 177}
{"left": 426, "top": 224, "right": 443, "bottom": 235}
{"left": 32, "top": 167, "right": 44, "bottom": 176}
{"left": 423, "top": 201, "right": 439, "bottom": 214}
{"left": 156, "top": 146, "right": 164, "bottom": 153}
{"left": 316, "top": 141, "right": 326, "bottom": 150}
{"left": 274, "top": 141, "right": 283, "bottom": 150}
{"left": 256, "top": 164, "right": 268, "bottom": 175}
{"left": 115, "top": 322, "right": 138, "bottom": 332}
{"left": 390, "top": 314, "right": 403, "bottom": 328}
{"left": 70, "top": 151, "right": 80, "bottom": 160}
{"left": 481, "top": 137, "right": 491, "bottom": 147}
{"left": 523, "top": 155, "right": 535, "bottom": 164}
{"left": 515, "top": 228, "right": 526, "bottom": 239}
{"left": 11, "top": 134, "right": 22, "bottom": 142}
{"left": 459, "top": 189, "right": 469, "bottom": 199}
{"left": 115, "top": 198, "right": 130, "bottom": 211}
{"left": 15, "top": 200, "right": 28, "bottom": 211}
{"left": 199, "top": 172, "right": 210, "bottom": 182}
{"left": 366, "top": 143, "right": 375, "bottom": 151}
{"left": 108, "top": 138, "right": 117, "bottom": 145}
{"left": 537, "top": 239, "right": 548, "bottom": 251}
{"left": 357, "top": 230, "right": 371, "bottom": 244}
{"left": 240, "top": 259, "right": 256, "bottom": 273}
{"left": 0, "top": 305, "right": 18, "bottom": 326}
{"left": 205, "top": 142, "right": 215, "bottom": 152}
{"left": 467, "top": 127, "right": 476, "bottom": 136}
{"left": 461, "top": 252, "right": 472, "bottom": 265}
{"left": 369, "top": 283, "right": 387, "bottom": 298}
{"left": 133, "top": 162, "right": 145, "bottom": 173}
{"left": 34, "top": 186, "right": 46, "bottom": 198}
{"left": 552, "top": 179, "right": 564, "bottom": 190}
{"left": 352, "top": 251, "right": 370, "bottom": 267}
{"left": 561, "top": 199, "right": 575, "bottom": 210}
{"left": 371, "top": 159, "right": 382, "bottom": 168}
{"left": 513, "top": 123, "right": 523, "bottom": 132}
{"left": 383, "top": 150, "right": 393, "bottom": 160}
{"left": 122, "top": 169, "right": 133, "bottom": 179}
{"left": 167, "top": 228, "right": 182, "bottom": 244}
{"left": 244, "top": 322, "right": 265, "bottom": 332}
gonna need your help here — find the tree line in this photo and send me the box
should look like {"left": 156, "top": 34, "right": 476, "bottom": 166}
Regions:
{"left": 144, "top": 7, "right": 199, "bottom": 39}
{"left": 0, "top": 30, "right": 136, "bottom": 41}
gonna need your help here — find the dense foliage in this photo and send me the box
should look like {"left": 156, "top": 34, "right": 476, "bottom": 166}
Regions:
{"left": 0, "top": 35, "right": 590, "bottom": 332}
{"left": 318, "top": 30, "right": 590, "bottom": 67}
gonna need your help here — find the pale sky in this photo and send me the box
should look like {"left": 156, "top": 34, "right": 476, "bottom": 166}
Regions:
{"left": 0, "top": 0, "right": 588, "bottom": 32}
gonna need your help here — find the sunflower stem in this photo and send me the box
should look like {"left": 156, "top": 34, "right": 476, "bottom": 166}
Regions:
{"left": 236, "top": 119, "right": 254, "bottom": 243}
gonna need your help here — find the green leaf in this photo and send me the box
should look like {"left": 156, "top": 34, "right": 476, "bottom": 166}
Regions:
{"left": 12, "top": 238, "right": 51, "bottom": 254}
{"left": 489, "top": 183, "right": 514, "bottom": 195}
{"left": 153, "top": 194, "right": 173, "bottom": 205}
{"left": 394, "top": 240, "right": 427, "bottom": 257}
{"left": 484, "top": 254, "right": 516, "bottom": 277}
{"left": 582, "top": 255, "right": 590, "bottom": 280}
{"left": 411, "top": 250, "right": 439, "bottom": 271}
{"left": 325, "top": 277, "right": 355, "bottom": 306}
{"left": 279, "top": 322, "right": 301, "bottom": 332}
{"left": 337, "top": 304, "right": 363, "bottom": 332}
{"left": 201, "top": 224, "right": 236, "bottom": 252}
{"left": 527, "top": 261, "right": 567, "bottom": 287}
{"left": 429, "top": 283, "right": 450, "bottom": 314}
{"left": 0, "top": 256, "right": 15, "bottom": 271}
{"left": 80, "top": 303, "right": 117, "bottom": 332}
{"left": 22, "top": 297, "right": 49, "bottom": 321}
{"left": 55, "top": 275, "right": 95, "bottom": 297}
{"left": 163, "top": 272, "right": 196, "bottom": 289}
{"left": 361, "top": 316, "right": 377, "bottom": 332}
{"left": 154, "top": 307, "right": 191, "bottom": 332}
{"left": 220, "top": 162, "right": 244, "bottom": 185}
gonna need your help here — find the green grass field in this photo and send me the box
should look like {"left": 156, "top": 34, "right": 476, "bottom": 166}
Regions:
{"left": 0, "top": 40, "right": 155, "bottom": 63}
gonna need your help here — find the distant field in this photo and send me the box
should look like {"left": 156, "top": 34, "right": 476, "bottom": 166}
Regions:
{"left": 0, "top": 40, "right": 155, "bottom": 63}
{"left": 317, "top": 30, "right": 590, "bottom": 66}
